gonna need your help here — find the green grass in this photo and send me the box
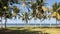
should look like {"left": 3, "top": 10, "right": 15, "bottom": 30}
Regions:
{"left": 0, "top": 27, "right": 49, "bottom": 34}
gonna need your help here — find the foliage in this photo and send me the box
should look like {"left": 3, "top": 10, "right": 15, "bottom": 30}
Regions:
{"left": 31, "top": 0, "right": 47, "bottom": 20}
{"left": 52, "top": 2, "right": 58, "bottom": 11}
{"left": 52, "top": 2, "right": 60, "bottom": 15}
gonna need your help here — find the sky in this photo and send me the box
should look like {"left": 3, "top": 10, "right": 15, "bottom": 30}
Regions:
{"left": 0, "top": 0, "right": 60, "bottom": 25}
{"left": 46, "top": 0, "right": 60, "bottom": 7}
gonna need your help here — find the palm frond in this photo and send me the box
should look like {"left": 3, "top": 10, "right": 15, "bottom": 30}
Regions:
{"left": 52, "top": 2, "right": 58, "bottom": 11}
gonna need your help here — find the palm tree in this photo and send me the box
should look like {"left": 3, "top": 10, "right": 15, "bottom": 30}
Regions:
{"left": 57, "top": 2, "right": 60, "bottom": 21}
{"left": 31, "top": 2, "right": 37, "bottom": 27}
{"left": 0, "top": 0, "right": 4, "bottom": 28}
{"left": 57, "top": 7, "right": 60, "bottom": 20}
{"left": 52, "top": 2, "right": 59, "bottom": 27}
{"left": 0, "top": 8, "right": 3, "bottom": 28}
{"left": 0, "top": 0, "right": 20, "bottom": 29}
{"left": 0, "top": 1, "right": 3, "bottom": 27}
{"left": 3, "top": 6, "right": 13, "bottom": 29}
{"left": 13, "top": 6, "right": 20, "bottom": 19}
{"left": 22, "top": 12, "right": 29, "bottom": 29}
{"left": 0, "top": 0, "right": 10, "bottom": 29}
{"left": 13, "top": 6, "right": 20, "bottom": 27}
{"left": 31, "top": 0, "right": 47, "bottom": 27}
{"left": 22, "top": 0, "right": 32, "bottom": 28}
{"left": 37, "top": 0, "right": 46, "bottom": 27}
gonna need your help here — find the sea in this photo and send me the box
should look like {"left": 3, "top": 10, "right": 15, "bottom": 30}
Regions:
{"left": 0, "top": 24, "right": 60, "bottom": 27}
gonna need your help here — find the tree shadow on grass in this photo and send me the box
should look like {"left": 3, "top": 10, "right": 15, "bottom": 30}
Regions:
{"left": 0, "top": 29, "right": 49, "bottom": 34}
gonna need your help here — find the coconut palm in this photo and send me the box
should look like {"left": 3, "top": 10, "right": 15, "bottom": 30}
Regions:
{"left": 0, "top": 1, "right": 3, "bottom": 27}
{"left": 13, "top": 6, "right": 20, "bottom": 19}
{"left": 52, "top": 2, "right": 60, "bottom": 26}
{"left": 13, "top": 6, "right": 20, "bottom": 28}
{"left": 0, "top": 0, "right": 20, "bottom": 29}
{"left": 22, "top": 0, "right": 32, "bottom": 28}
{"left": 0, "top": 7, "right": 12, "bottom": 29}
{"left": 3, "top": 6, "right": 13, "bottom": 29}
{"left": 22, "top": 12, "right": 30, "bottom": 29}
{"left": 0, "top": 0, "right": 10, "bottom": 29}
{"left": 0, "top": 0, "right": 19, "bottom": 29}
{"left": 31, "top": 2, "right": 38, "bottom": 27}
{"left": 0, "top": 8, "right": 3, "bottom": 28}
{"left": 57, "top": 2, "right": 60, "bottom": 20}
{"left": 31, "top": 0, "right": 47, "bottom": 27}
{"left": 4, "top": 5, "right": 20, "bottom": 29}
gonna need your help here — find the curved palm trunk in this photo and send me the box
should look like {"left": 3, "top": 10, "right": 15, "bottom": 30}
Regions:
{"left": 14, "top": 15, "right": 18, "bottom": 28}
{"left": 49, "top": 19, "right": 51, "bottom": 27}
{"left": 56, "top": 18, "right": 57, "bottom": 27}
{"left": 15, "top": 21, "right": 17, "bottom": 28}
{"left": 5, "top": 18, "right": 7, "bottom": 29}
{"left": 28, "top": 18, "right": 31, "bottom": 28}
{"left": 56, "top": 13, "right": 57, "bottom": 27}
{"left": 24, "top": 19, "right": 28, "bottom": 29}
{"left": 26, "top": 19, "right": 28, "bottom": 27}
{"left": 0, "top": 17, "right": 3, "bottom": 28}
{"left": 34, "top": 20, "right": 36, "bottom": 28}
{"left": 40, "top": 20, "right": 41, "bottom": 28}
{"left": 48, "top": 15, "right": 51, "bottom": 27}
{"left": 0, "top": 12, "right": 1, "bottom": 28}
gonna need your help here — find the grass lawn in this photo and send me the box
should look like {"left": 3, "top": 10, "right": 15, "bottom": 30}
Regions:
{"left": 0, "top": 27, "right": 60, "bottom": 34}
{"left": 30, "top": 27, "right": 60, "bottom": 34}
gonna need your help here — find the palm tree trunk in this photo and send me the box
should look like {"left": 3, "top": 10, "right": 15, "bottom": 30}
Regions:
{"left": 26, "top": 19, "right": 28, "bottom": 27}
{"left": 34, "top": 20, "right": 36, "bottom": 28}
{"left": 5, "top": 18, "right": 7, "bottom": 29}
{"left": 50, "top": 20, "right": 51, "bottom": 27}
{"left": 1, "top": 17, "right": 3, "bottom": 28}
{"left": 56, "top": 18, "right": 57, "bottom": 27}
{"left": 56, "top": 12, "right": 57, "bottom": 27}
{"left": 24, "top": 19, "right": 28, "bottom": 29}
{"left": 40, "top": 20, "right": 41, "bottom": 28}
{"left": 24, "top": 20, "right": 26, "bottom": 28}
{"left": 29, "top": 19, "right": 31, "bottom": 27}
{"left": 16, "top": 22, "right": 18, "bottom": 28}
{"left": 16, "top": 16, "right": 18, "bottom": 28}
{"left": 48, "top": 17, "right": 51, "bottom": 27}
